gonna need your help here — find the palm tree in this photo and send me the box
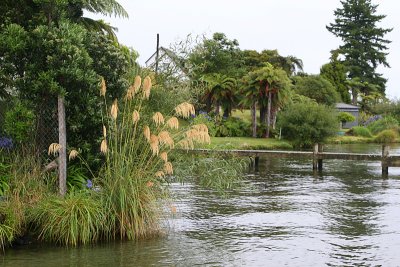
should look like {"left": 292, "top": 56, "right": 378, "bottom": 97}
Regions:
{"left": 201, "top": 74, "right": 237, "bottom": 116}
{"left": 242, "top": 64, "right": 291, "bottom": 138}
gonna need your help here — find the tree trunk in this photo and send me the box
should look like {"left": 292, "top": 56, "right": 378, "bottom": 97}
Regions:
{"left": 251, "top": 101, "right": 257, "bottom": 137}
{"left": 58, "top": 95, "right": 67, "bottom": 196}
{"left": 215, "top": 102, "right": 220, "bottom": 115}
{"left": 259, "top": 106, "right": 266, "bottom": 124}
{"left": 206, "top": 94, "right": 212, "bottom": 113}
{"left": 352, "top": 89, "right": 357, "bottom": 105}
{"left": 223, "top": 107, "right": 230, "bottom": 118}
{"left": 266, "top": 91, "right": 272, "bottom": 138}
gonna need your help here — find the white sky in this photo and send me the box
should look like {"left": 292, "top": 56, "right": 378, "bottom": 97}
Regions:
{"left": 91, "top": 0, "right": 400, "bottom": 99}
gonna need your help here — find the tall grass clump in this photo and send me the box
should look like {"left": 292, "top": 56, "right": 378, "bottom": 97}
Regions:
{"left": 98, "top": 76, "right": 211, "bottom": 240}
{"left": 29, "top": 192, "right": 105, "bottom": 246}
{"left": 0, "top": 148, "right": 50, "bottom": 249}
{"left": 374, "top": 129, "right": 398, "bottom": 143}
{"left": 367, "top": 116, "right": 399, "bottom": 135}
{"left": 174, "top": 155, "right": 249, "bottom": 192}
{"left": 348, "top": 126, "right": 373, "bottom": 138}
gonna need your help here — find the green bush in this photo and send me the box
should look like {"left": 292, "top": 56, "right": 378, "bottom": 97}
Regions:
{"left": 215, "top": 117, "right": 251, "bottom": 137}
{"left": 30, "top": 192, "right": 105, "bottom": 246}
{"left": 67, "top": 165, "right": 90, "bottom": 190}
{"left": 278, "top": 102, "right": 339, "bottom": 148}
{"left": 374, "top": 129, "right": 398, "bottom": 143}
{"left": 4, "top": 101, "right": 35, "bottom": 145}
{"left": 348, "top": 126, "right": 373, "bottom": 138}
{"left": 192, "top": 113, "right": 217, "bottom": 136}
{"left": 367, "top": 116, "right": 399, "bottom": 135}
{"left": 338, "top": 112, "right": 355, "bottom": 123}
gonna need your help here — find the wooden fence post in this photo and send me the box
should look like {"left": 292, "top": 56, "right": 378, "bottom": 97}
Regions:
{"left": 318, "top": 143, "right": 323, "bottom": 171}
{"left": 382, "top": 144, "right": 389, "bottom": 176}
{"left": 313, "top": 143, "right": 318, "bottom": 170}
{"left": 58, "top": 95, "right": 67, "bottom": 196}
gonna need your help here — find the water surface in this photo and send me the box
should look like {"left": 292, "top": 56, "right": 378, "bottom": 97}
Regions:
{"left": 2, "top": 144, "right": 400, "bottom": 266}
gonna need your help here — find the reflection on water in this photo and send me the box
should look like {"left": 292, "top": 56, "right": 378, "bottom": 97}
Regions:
{"left": 2, "top": 144, "right": 400, "bottom": 266}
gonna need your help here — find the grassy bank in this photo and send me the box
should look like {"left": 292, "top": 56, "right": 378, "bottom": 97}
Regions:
{"left": 202, "top": 137, "right": 292, "bottom": 150}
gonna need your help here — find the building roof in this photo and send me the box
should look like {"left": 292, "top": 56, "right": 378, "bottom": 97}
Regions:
{"left": 335, "top": 103, "right": 360, "bottom": 110}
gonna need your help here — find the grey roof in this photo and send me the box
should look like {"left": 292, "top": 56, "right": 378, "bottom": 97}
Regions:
{"left": 335, "top": 103, "right": 360, "bottom": 109}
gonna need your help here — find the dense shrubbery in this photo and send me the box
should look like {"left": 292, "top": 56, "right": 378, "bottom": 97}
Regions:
{"left": 367, "top": 116, "right": 399, "bottom": 135}
{"left": 348, "top": 126, "right": 373, "bottom": 138}
{"left": 278, "top": 102, "right": 339, "bottom": 148}
{"left": 374, "top": 129, "right": 398, "bottom": 143}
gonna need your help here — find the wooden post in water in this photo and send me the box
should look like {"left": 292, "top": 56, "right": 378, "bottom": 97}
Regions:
{"left": 313, "top": 143, "right": 318, "bottom": 170}
{"left": 254, "top": 156, "right": 260, "bottom": 172}
{"left": 318, "top": 143, "right": 323, "bottom": 171}
{"left": 382, "top": 144, "right": 389, "bottom": 176}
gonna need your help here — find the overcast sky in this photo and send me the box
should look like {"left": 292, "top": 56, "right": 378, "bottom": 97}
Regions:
{"left": 91, "top": 0, "right": 399, "bottom": 99}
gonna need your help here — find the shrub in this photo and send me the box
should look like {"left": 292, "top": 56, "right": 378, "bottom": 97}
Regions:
{"left": 348, "top": 126, "right": 373, "bottom": 138}
{"left": 30, "top": 192, "right": 105, "bottom": 246}
{"left": 278, "top": 102, "right": 339, "bottom": 148}
{"left": 67, "top": 165, "right": 90, "bottom": 190}
{"left": 374, "top": 129, "right": 398, "bottom": 143}
{"left": 192, "top": 113, "right": 217, "bottom": 136}
{"left": 338, "top": 112, "right": 355, "bottom": 124}
{"left": 3, "top": 101, "right": 35, "bottom": 145}
{"left": 0, "top": 201, "right": 22, "bottom": 250}
{"left": 215, "top": 117, "right": 251, "bottom": 137}
{"left": 367, "top": 116, "right": 399, "bottom": 135}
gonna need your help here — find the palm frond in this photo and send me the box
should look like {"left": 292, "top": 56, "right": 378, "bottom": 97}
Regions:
{"left": 83, "top": 0, "right": 129, "bottom": 18}
{"left": 79, "top": 17, "right": 118, "bottom": 41}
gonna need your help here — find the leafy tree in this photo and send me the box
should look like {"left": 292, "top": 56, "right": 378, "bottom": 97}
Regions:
{"left": 320, "top": 50, "right": 350, "bottom": 103}
{"left": 278, "top": 102, "right": 339, "bottom": 148}
{"left": 188, "top": 32, "right": 243, "bottom": 79}
{"left": 338, "top": 112, "right": 355, "bottom": 128}
{"left": 326, "top": 0, "right": 392, "bottom": 94}
{"left": 292, "top": 75, "right": 340, "bottom": 106}
{"left": 201, "top": 74, "right": 237, "bottom": 116}
{"left": 241, "top": 49, "right": 303, "bottom": 75}
{"left": 241, "top": 64, "right": 292, "bottom": 137}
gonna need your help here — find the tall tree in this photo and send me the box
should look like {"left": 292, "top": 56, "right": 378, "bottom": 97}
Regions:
{"left": 242, "top": 64, "right": 291, "bottom": 138}
{"left": 326, "top": 0, "right": 392, "bottom": 95}
{"left": 320, "top": 50, "right": 350, "bottom": 103}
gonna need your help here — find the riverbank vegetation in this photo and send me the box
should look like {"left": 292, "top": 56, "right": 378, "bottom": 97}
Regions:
{"left": 0, "top": 0, "right": 396, "bottom": 250}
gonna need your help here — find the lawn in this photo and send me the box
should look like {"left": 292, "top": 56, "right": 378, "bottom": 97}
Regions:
{"left": 203, "top": 137, "right": 293, "bottom": 150}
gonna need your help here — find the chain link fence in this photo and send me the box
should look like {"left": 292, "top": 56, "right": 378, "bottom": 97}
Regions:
{"left": 0, "top": 98, "right": 58, "bottom": 157}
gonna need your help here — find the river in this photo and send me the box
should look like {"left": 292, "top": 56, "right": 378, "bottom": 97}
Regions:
{"left": 2, "top": 144, "right": 400, "bottom": 266}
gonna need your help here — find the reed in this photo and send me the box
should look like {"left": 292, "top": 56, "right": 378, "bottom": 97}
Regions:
{"left": 99, "top": 75, "right": 210, "bottom": 240}
{"left": 29, "top": 191, "right": 105, "bottom": 246}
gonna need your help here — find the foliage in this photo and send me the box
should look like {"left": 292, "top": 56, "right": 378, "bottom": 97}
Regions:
{"left": 3, "top": 101, "right": 35, "bottom": 145}
{"left": 188, "top": 32, "right": 243, "bottom": 79}
{"left": 347, "top": 126, "right": 373, "bottom": 138}
{"left": 371, "top": 99, "right": 400, "bottom": 122}
{"left": 201, "top": 73, "right": 238, "bottom": 115}
{"left": 338, "top": 112, "right": 355, "bottom": 123}
{"left": 29, "top": 192, "right": 105, "bottom": 246}
{"left": 67, "top": 165, "right": 90, "bottom": 190}
{"left": 241, "top": 49, "right": 303, "bottom": 76}
{"left": 98, "top": 75, "right": 211, "bottom": 240}
{"left": 320, "top": 50, "right": 350, "bottom": 103}
{"left": 327, "top": 0, "right": 392, "bottom": 94}
{"left": 367, "top": 116, "right": 399, "bottom": 135}
{"left": 292, "top": 75, "right": 340, "bottom": 106}
{"left": 192, "top": 113, "right": 217, "bottom": 137}
{"left": 374, "top": 129, "right": 398, "bottom": 143}
{"left": 278, "top": 102, "right": 339, "bottom": 148}
{"left": 174, "top": 155, "right": 250, "bottom": 192}
{"left": 241, "top": 64, "right": 292, "bottom": 137}
{"left": 203, "top": 137, "right": 292, "bottom": 150}
{"left": 0, "top": 201, "right": 22, "bottom": 250}
{"left": 215, "top": 117, "right": 251, "bottom": 137}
